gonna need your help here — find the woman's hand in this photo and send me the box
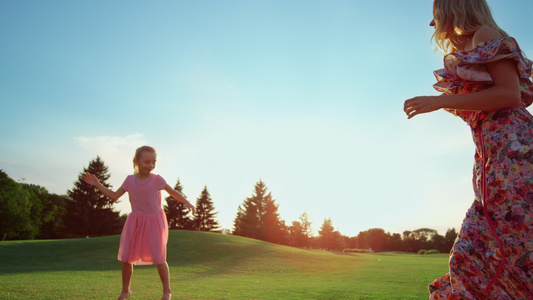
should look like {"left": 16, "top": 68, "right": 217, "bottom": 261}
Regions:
{"left": 404, "top": 95, "right": 443, "bottom": 119}
{"left": 82, "top": 172, "right": 100, "bottom": 187}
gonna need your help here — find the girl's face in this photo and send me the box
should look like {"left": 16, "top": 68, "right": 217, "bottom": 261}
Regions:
{"left": 135, "top": 151, "right": 156, "bottom": 176}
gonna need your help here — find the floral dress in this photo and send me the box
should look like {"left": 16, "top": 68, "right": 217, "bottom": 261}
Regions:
{"left": 428, "top": 37, "right": 533, "bottom": 299}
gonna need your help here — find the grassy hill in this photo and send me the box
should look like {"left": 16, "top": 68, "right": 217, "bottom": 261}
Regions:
{"left": 0, "top": 231, "right": 449, "bottom": 299}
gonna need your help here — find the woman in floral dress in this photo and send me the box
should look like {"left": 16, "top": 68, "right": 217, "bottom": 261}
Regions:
{"left": 403, "top": 0, "right": 533, "bottom": 298}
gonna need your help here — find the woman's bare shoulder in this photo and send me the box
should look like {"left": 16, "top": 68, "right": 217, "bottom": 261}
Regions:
{"left": 472, "top": 26, "right": 504, "bottom": 45}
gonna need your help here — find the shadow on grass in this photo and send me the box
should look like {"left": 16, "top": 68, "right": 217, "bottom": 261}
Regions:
{"left": 0, "top": 231, "right": 305, "bottom": 276}
{"left": 0, "top": 235, "right": 122, "bottom": 274}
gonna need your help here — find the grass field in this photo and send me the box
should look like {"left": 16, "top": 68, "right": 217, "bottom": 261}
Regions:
{"left": 0, "top": 231, "right": 449, "bottom": 299}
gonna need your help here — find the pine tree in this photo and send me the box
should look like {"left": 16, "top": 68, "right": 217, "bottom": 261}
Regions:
{"left": 233, "top": 193, "right": 262, "bottom": 239}
{"left": 318, "top": 218, "right": 344, "bottom": 251}
{"left": 65, "top": 156, "right": 122, "bottom": 237}
{"left": 164, "top": 178, "right": 194, "bottom": 230}
{"left": 233, "top": 180, "right": 265, "bottom": 239}
{"left": 233, "top": 180, "right": 287, "bottom": 243}
{"left": 193, "top": 186, "right": 220, "bottom": 232}
{"left": 232, "top": 205, "right": 248, "bottom": 236}
{"left": 263, "top": 193, "right": 288, "bottom": 244}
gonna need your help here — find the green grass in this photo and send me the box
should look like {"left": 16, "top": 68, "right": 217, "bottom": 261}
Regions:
{"left": 0, "top": 231, "right": 449, "bottom": 299}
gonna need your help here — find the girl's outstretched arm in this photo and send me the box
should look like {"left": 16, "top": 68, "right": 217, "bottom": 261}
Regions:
{"left": 164, "top": 184, "right": 196, "bottom": 215}
{"left": 83, "top": 172, "right": 126, "bottom": 202}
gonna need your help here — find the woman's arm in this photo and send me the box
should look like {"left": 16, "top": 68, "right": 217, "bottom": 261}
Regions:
{"left": 404, "top": 27, "right": 522, "bottom": 119}
{"left": 83, "top": 172, "right": 126, "bottom": 202}
{"left": 164, "top": 184, "right": 196, "bottom": 215}
{"left": 404, "top": 59, "right": 521, "bottom": 119}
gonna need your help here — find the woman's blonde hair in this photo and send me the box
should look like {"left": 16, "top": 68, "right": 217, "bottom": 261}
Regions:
{"left": 432, "top": 0, "right": 508, "bottom": 53}
{"left": 133, "top": 145, "right": 157, "bottom": 174}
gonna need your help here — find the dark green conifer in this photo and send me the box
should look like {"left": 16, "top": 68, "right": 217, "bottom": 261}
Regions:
{"left": 65, "top": 156, "right": 122, "bottom": 237}
{"left": 164, "top": 178, "right": 194, "bottom": 230}
{"left": 193, "top": 186, "right": 220, "bottom": 232}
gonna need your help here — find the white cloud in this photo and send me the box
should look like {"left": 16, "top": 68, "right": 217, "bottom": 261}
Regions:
{"left": 74, "top": 134, "right": 148, "bottom": 214}
{"left": 75, "top": 134, "right": 147, "bottom": 156}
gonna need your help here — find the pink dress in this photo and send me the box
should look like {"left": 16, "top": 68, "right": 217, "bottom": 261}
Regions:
{"left": 429, "top": 37, "right": 533, "bottom": 299}
{"left": 118, "top": 174, "right": 169, "bottom": 265}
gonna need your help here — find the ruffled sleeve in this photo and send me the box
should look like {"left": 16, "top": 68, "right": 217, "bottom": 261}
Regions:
{"left": 433, "top": 37, "right": 533, "bottom": 122}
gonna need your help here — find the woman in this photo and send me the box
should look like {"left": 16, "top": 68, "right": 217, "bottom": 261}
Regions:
{"left": 404, "top": 0, "right": 533, "bottom": 298}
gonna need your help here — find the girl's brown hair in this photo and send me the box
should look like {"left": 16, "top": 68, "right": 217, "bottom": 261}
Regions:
{"left": 133, "top": 146, "right": 156, "bottom": 174}
{"left": 432, "top": 0, "right": 508, "bottom": 53}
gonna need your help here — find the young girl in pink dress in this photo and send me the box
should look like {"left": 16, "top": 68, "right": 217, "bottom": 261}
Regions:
{"left": 83, "top": 146, "right": 196, "bottom": 300}
{"left": 404, "top": 0, "right": 533, "bottom": 298}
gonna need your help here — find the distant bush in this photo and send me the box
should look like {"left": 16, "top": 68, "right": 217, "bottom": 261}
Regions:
{"left": 343, "top": 248, "right": 371, "bottom": 253}
{"left": 418, "top": 249, "right": 440, "bottom": 255}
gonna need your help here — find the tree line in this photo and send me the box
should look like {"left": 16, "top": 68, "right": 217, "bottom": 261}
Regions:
{"left": 0, "top": 157, "right": 219, "bottom": 240}
{"left": 0, "top": 157, "right": 457, "bottom": 254}
{"left": 230, "top": 180, "right": 457, "bottom": 253}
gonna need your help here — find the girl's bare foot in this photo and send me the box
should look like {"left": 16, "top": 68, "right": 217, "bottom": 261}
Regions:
{"left": 118, "top": 290, "right": 131, "bottom": 300}
{"left": 161, "top": 292, "right": 171, "bottom": 300}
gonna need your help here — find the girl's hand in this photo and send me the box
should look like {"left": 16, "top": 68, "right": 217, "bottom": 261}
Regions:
{"left": 187, "top": 203, "right": 197, "bottom": 215}
{"left": 82, "top": 172, "right": 100, "bottom": 187}
{"left": 404, "top": 95, "right": 443, "bottom": 119}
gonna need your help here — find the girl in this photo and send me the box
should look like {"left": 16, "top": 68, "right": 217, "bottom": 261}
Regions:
{"left": 404, "top": 0, "right": 533, "bottom": 298}
{"left": 83, "top": 146, "right": 196, "bottom": 300}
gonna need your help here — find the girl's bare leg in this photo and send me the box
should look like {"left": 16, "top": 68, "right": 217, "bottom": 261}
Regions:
{"left": 118, "top": 262, "right": 133, "bottom": 300}
{"left": 157, "top": 262, "right": 172, "bottom": 300}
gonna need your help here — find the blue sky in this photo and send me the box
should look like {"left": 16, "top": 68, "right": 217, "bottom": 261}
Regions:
{"left": 1, "top": 0, "right": 532, "bottom": 237}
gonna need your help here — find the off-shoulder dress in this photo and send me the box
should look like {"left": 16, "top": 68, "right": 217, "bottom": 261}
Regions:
{"left": 428, "top": 37, "right": 533, "bottom": 299}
